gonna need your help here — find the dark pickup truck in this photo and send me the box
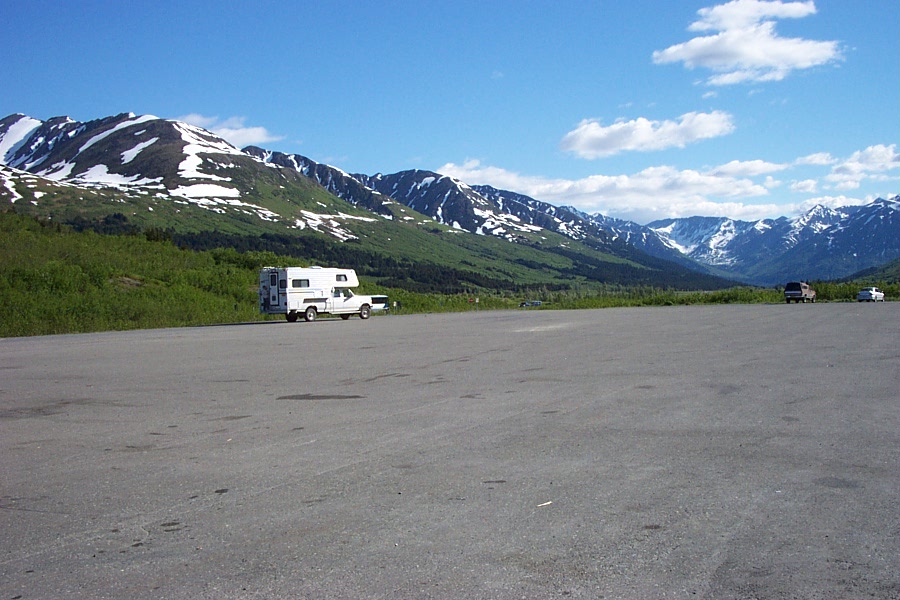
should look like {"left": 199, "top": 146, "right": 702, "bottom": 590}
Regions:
{"left": 784, "top": 281, "right": 816, "bottom": 303}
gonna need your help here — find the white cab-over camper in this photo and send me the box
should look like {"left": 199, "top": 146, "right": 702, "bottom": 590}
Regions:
{"left": 259, "top": 266, "right": 388, "bottom": 322}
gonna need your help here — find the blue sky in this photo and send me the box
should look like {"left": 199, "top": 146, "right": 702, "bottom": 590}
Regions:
{"left": 3, "top": 0, "right": 898, "bottom": 224}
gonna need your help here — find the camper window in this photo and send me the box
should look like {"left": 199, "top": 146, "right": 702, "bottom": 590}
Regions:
{"left": 336, "top": 274, "right": 348, "bottom": 282}
{"left": 292, "top": 279, "right": 310, "bottom": 288}
{"left": 278, "top": 279, "right": 287, "bottom": 289}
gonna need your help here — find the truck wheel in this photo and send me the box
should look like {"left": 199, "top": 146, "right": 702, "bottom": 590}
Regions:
{"left": 304, "top": 307, "right": 317, "bottom": 322}
{"left": 359, "top": 304, "right": 371, "bottom": 320}
{"left": 286, "top": 312, "right": 298, "bottom": 322}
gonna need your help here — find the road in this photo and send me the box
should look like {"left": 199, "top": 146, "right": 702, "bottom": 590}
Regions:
{"left": 1, "top": 303, "right": 898, "bottom": 599}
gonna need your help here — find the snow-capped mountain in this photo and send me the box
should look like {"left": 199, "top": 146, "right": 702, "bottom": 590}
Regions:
{"left": 640, "top": 200, "right": 899, "bottom": 284}
{"left": 647, "top": 205, "right": 848, "bottom": 267}
{"left": 0, "top": 113, "right": 398, "bottom": 241}
{"left": 2, "top": 111, "right": 897, "bottom": 287}
{"left": 355, "top": 171, "right": 563, "bottom": 243}
{"left": 0, "top": 112, "right": 243, "bottom": 191}
{"left": 242, "top": 146, "right": 396, "bottom": 219}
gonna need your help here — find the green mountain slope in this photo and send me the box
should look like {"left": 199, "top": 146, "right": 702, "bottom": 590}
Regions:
{"left": 2, "top": 158, "right": 736, "bottom": 293}
{"left": 0, "top": 111, "right": 738, "bottom": 292}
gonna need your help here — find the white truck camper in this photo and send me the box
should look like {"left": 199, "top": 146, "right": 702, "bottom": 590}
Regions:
{"left": 259, "top": 266, "right": 389, "bottom": 322}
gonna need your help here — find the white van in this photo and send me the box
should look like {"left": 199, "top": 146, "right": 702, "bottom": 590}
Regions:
{"left": 259, "top": 266, "right": 388, "bottom": 322}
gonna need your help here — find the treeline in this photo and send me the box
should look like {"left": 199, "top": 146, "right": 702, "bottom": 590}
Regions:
{"left": 69, "top": 213, "right": 557, "bottom": 293}
{"left": 545, "top": 245, "right": 736, "bottom": 290}
{"left": 808, "top": 279, "right": 899, "bottom": 302}
{"left": 67, "top": 213, "right": 731, "bottom": 293}
{"left": 169, "top": 229, "right": 557, "bottom": 294}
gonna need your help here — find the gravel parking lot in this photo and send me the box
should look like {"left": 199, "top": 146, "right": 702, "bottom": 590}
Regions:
{"left": 1, "top": 303, "right": 898, "bottom": 599}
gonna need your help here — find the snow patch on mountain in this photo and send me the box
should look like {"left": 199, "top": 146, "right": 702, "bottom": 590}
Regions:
{"left": 173, "top": 121, "right": 242, "bottom": 182}
{"left": 649, "top": 217, "right": 746, "bottom": 265}
{"left": 0, "top": 165, "right": 23, "bottom": 203}
{"left": 122, "top": 137, "right": 158, "bottom": 163}
{"left": 171, "top": 183, "right": 240, "bottom": 198}
{"left": 73, "top": 164, "right": 163, "bottom": 188}
{"left": 474, "top": 206, "right": 542, "bottom": 239}
{"left": 0, "top": 116, "right": 42, "bottom": 164}
{"left": 39, "top": 160, "right": 77, "bottom": 181}
{"left": 170, "top": 194, "right": 281, "bottom": 222}
{"left": 294, "top": 210, "right": 377, "bottom": 241}
{"left": 79, "top": 113, "right": 156, "bottom": 154}
{"left": 705, "top": 221, "right": 740, "bottom": 264}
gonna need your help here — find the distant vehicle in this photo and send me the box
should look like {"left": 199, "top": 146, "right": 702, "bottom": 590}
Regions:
{"left": 519, "top": 301, "right": 542, "bottom": 307}
{"left": 857, "top": 287, "right": 885, "bottom": 302}
{"left": 259, "top": 266, "right": 389, "bottom": 322}
{"left": 784, "top": 281, "right": 816, "bottom": 303}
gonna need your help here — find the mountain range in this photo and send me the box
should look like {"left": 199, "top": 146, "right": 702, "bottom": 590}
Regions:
{"left": 2, "top": 111, "right": 897, "bottom": 289}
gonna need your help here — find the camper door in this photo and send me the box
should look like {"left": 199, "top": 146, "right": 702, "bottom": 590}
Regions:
{"left": 267, "top": 270, "right": 286, "bottom": 311}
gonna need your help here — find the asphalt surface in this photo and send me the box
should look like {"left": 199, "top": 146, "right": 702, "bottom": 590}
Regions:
{"left": 1, "top": 303, "right": 898, "bottom": 599}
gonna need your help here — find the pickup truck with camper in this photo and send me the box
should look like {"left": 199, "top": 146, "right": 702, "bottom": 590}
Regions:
{"left": 784, "top": 281, "right": 816, "bottom": 303}
{"left": 259, "top": 266, "right": 389, "bottom": 322}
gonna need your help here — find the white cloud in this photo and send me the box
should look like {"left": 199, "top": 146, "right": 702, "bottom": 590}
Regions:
{"left": 710, "top": 159, "right": 788, "bottom": 177}
{"left": 441, "top": 137, "right": 900, "bottom": 224}
{"left": 178, "top": 113, "right": 218, "bottom": 129}
{"left": 652, "top": 0, "right": 842, "bottom": 85}
{"left": 797, "top": 195, "right": 869, "bottom": 213}
{"left": 438, "top": 159, "right": 774, "bottom": 224}
{"left": 689, "top": 0, "right": 818, "bottom": 31}
{"left": 791, "top": 179, "right": 818, "bottom": 193}
{"left": 831, "top": 179, "right": 861, "bottom": 191}
{"left": 825, "top": 144, "right": 899, "bottom": 190}
{"left": 438, "top": 142, "right": 896, "bottom": 224}
{"left": 795, "top": 152, "right": 836, "bottom": 166}
{"left": 177, "top": 114, "right": 283, "bottom": 148}
{"left": 763, "top": 175, "right": 781, "bottom": 189}
{"left": 837, "top": 144, "right": 899, "bottom": 173}
{"left": 559, "top": 111, "right": 735, "bottom": 159}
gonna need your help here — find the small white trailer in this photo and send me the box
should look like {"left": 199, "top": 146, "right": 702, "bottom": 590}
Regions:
{"left": 259, "top": 266, "right": 389, "bottom": 322}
